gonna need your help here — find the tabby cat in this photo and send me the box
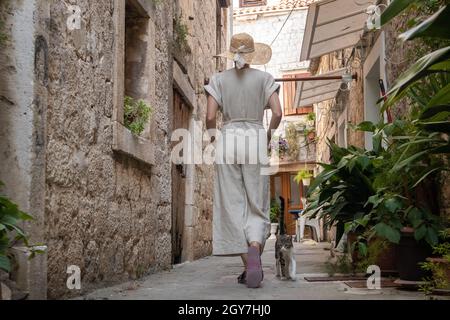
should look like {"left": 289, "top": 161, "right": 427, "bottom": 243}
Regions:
{"left": 275, "top": 197, "right": 297, "bottom": 281}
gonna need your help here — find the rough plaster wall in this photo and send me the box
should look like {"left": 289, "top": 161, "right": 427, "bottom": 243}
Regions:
{"left": 0, "top": 0, "right": 48, "bottom": 299}
{"left": 0, "top": 0, "right": 34, "bottom": 210}
{"left": 44, "top": 0, "right": 173, "bottom": 299}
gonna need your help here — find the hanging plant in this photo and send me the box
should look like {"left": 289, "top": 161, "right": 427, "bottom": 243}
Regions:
{"left": 294, "top": 170, "right": 313, "bottom": 186}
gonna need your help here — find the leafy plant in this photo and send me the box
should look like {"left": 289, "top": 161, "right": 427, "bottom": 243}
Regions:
{"left": 355, "top": 238, "right": 392, "bottom": 273}
{"left": 124, "top": 96, "right": 152, "bottom": 136}
{"left": 324, "top": 254, "right": 354, "bottom": 276}
{"left": 305, "top": 142, "right": 378, "bottom": 225}
{"left": 306, "top": 112, "right": 316, "bottom": 122}
{"left": 303, "top": 128, "right": 316, "bottom": 141}
{"left": 270, "top": 200, "right": 281, "bottom": 224}
{"left": 270, "top": 136, "right": 289, "bottom": 157}
{"left": 419, "top": 230, "right": 450, "bottom": 293}
{"left": 302, "top": 0, "right": 449, "bottom": 263}
{"left": 285, "top": 123, "right": 301, "bottom": 160}
{"left": 173, "top": 14, "right": 191, "bottom": 54}
{"left": 0, "top": 182, "right": 34, "bottom": 272}
{"left": 294, "top": 169, "right": 313, "bottom": 184}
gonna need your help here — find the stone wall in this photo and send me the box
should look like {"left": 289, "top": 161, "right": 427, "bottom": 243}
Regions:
{"left": 43, "top": 0, "right": 174, "bottom": 299}
{"left": 0, "top": 0, "right": 228, "bottom": 299}
{"left": 312, "top": 49, "right": 365, "bottom": 167}
{"left": 190, "top": 0, "right": 228, "bottom": 260}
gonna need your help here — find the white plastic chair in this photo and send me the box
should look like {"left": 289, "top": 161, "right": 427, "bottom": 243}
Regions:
{"left": 298, "top": 215, "right": 321, "bottom": 242}
{"left": 298, "top": 198, "right": 321, "bottom": 242}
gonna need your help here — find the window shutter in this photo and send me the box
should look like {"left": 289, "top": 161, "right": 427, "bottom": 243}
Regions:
{"left": 283, "top": 73, "right": 313, "bottom": 116}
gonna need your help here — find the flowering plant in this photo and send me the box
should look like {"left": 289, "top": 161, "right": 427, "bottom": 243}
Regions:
{"left": 270, "top": 137, "right": 289, "bottom": 156}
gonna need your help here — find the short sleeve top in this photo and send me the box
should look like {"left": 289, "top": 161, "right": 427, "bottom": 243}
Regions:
{"left": 204, "top": 68, "right": 280, "bottom": 123}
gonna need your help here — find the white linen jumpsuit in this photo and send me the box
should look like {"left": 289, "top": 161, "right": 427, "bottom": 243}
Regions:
{"left": 204, "top": 68, "right": 281, "bottom": 256}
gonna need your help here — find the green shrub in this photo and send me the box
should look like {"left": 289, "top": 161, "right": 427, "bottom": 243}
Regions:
{"left": 173, "top": 15, "right": 190, "bottom": 53}
{"left": 0, "top": 182, "right": 33, "bottom": 272}
{"left": 270, "top": 200, "right": 281, "bottom": 223}
{"left": 124, "top": 96, "right": 152, "bottom": 136}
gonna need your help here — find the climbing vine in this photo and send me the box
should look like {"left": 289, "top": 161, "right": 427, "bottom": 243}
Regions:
{"left": 173, "top": 14, "right": 191, "bottom": 54}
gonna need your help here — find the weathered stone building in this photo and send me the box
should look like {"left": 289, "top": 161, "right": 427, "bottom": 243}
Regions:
{"left": 0, "top": 0, "right": 230, "bottom": 299}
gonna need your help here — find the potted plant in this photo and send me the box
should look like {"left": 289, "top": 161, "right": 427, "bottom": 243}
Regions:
{"left": 363, "top": 191, "right": 442, "bottom": 281}
{"left": 269, "top": 137, "right": 289, "bottom": 160}
{"left": 304, "top": 128, "right": 316, "bottom": 142}
{"left": 269, "top": 200, "right": 281, "bottom": 239}
{"left": 306, "top": 112, "right": 316, "bottom": 128}
{"left": 0, "top": 181, "right": 45, "bottom": 300}
{"left": 294, "top": 169, "right": 313, "bottom": 186}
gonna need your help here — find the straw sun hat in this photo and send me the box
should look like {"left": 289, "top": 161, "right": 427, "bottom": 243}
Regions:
{"left": 215, "top": 33, "right": 272, "bottom": 67}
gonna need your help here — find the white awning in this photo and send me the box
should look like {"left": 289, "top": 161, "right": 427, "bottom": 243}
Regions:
{"left": 294, "top": 68, "right": 346, "bottom": 107}
{"left": 300, "top": 0, "right": 368, "bottom": 61}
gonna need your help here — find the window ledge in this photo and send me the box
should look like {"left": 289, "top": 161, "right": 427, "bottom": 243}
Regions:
{"left": 112, "top": 121, "right": 155, "bottom": 165}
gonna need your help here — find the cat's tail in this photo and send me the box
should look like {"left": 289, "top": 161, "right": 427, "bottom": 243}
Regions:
{"left": 279, "top": 196, "right": 286, "bottom": 235}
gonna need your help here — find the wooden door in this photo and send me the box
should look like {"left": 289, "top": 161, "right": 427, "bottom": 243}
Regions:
{"left": 171, "top": 89, "right": 191, "bottom": 264}
{"left": 270, "top": 173, "right": 305, "bottom": 235}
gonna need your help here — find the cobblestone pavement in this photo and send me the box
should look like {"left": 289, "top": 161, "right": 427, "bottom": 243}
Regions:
{"left": 81, "top": 240, "right": 430, "bottom": 300}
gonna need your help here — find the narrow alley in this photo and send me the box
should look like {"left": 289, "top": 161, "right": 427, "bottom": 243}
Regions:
{"left": 81, "top": 240, "right": 425, "bottom": 300}
{"left": 1, "top": 0, "right": 450, "bottom": 305}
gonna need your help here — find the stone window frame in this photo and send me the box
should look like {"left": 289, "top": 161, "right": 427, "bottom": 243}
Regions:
{"left": 112, "top": 0, "right": 156, "bottom": 165}
{"left": 337, "top": 107, "right": 348, "bottom": 148}
{"left": 363, "top": 31, "right": 387, "bottom": 150}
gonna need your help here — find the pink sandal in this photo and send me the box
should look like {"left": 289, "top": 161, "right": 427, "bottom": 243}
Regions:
{"left": 246, "top": 246, "right": 263, "bottom": 288}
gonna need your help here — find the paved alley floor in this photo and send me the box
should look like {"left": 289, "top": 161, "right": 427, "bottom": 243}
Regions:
{"left": 82, "top": 240, "right": 429, "bottom": 300}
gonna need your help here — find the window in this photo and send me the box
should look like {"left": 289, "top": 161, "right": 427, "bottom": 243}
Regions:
{"left": 125, "top": 1, "right": 154, "bottom": 111}
{"left": 112, "top": 0, "right": 156, "bottom": 165}
{"left": 239, "top": 0, "right": 267, "bottom": 7}
{"left": 282, "top": 73, "right": 314, "bottom": 116}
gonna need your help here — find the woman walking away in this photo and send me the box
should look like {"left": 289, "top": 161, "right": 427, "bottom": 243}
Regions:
{"left": 204, "top": 33, "right": 282, "bottom": 288}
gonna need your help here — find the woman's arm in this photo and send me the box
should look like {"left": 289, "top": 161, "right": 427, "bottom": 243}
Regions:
{"left": 267, "top": 92, "right": 282, "bottom": 143}
{"left": 206, "top": 95, "right": 219, "bottom": 142}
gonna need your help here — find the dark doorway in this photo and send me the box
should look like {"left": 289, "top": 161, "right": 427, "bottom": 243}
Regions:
{"left": 171, "top": 89, "right": 191, "bottom": 264}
